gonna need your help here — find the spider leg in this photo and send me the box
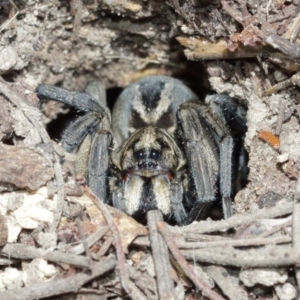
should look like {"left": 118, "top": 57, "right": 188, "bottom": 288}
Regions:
{"left": 85, "top": 81, "right": 107, "bottom": 107}
{"left": 205, "top": 94, "right": 247, "bottom": 219}
{"left": 36, "top": 82, "right": 112, "bottom": 202}
{"left": 61, "top": 113, "right": 100, "bottom": 152}
{"left": 170, "top": 179, "right": 188, "bottom": 225}
{"left": 177, "top": 101, "right": 219, "bottom": 221}
{"left": 87, "top": 124, "right": 112, "bottom": 202}
{"left": 36, "top": 84, "right": 104, "bottom": 113}
{"left": 178, "top": 95, "right": 246, "bottom": 220}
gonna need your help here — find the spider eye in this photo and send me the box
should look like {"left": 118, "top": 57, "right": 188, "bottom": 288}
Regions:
{"left": 150, "top": 150, "right": 160, "bottom": 160}
{"left": 134, "top": 149, "right": 146, "bottom": 160}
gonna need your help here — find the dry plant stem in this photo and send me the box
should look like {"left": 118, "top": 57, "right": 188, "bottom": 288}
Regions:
{"left": 265, "top": 33, "right": 300, "bottom": 59}
{"left": 0, "top": 254, "right": 116, "bottom": 300}
{"left": 67, "top": 225, "right": 110, "bottom": 255}
{"left": 257, "top": 217, "right": 292, "bottom": 238}
{"left": 75, "top": 217, "right": 91, "bottom": 258}
{"left": 263, "top": 72, "right": 300, "bottom": 96}
{"left": 71, "top": 0, "right": 82, "bottom": 34}
{"left": 175, "top": 235, "right": 291, "bottom": 249}
{"left": 97, "top": 236, "right": 113, "bottom": 256}
{"left": 0, "top": 243, "right": 91, "bottom": 268}
{"left": 0, "top": 79, "right": 64, "bottom": 232}
{"left": 182, "top": 245, "right": 300, "bottom": 267}
{"left": 275, "top": 101, "right": 287, "bottom": 135}
{"left": 221, "top": 0, "right": 246, "bottom": 26}
{"left": 133, "top": 231, "right": 291, "bottom": 249}
{"left": 83, "top": 184, "right": 147, "bottom": 300}
{"left": 157, "top": 221, "right": 226, "bottom": 300}
{"left": 171, "top": 201, "right": 294, "bottom": 235}
{"left": 205, "top": 266, "right": 247, "bottom": 300}
{"left": 293, "top": 173, "right": 300, "bottom": 290}
{"left": 147, "top": 210, "right": 175, "bottom": 300}
{"left": 186, "top": 233, "right": 231, "bottom": 242}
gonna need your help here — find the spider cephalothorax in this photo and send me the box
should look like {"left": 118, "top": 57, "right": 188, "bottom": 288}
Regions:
{"left": 36, "top": 76, "right": 246, "bottom": 225}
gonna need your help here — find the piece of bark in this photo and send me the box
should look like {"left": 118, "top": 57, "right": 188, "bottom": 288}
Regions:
{"left": 0, "top": 144, "right": 54, "bottom": 191}
{"left": 177, "top": 37, "right": 269, "bottom": 60}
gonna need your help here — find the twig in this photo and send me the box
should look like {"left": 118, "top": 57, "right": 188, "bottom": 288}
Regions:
{"left": 205, "top": 266, "right": 247, "bottom": 300}
{"left": 171, "top": 201, "right": 293, "bottom": 235}
{"left": 175, "top": 235, "right": 291, "bottom": 249}
{"left": 75, "top": 217, "right": 91, "bottom": 259}
{"left": 132, "top": 231, "right": 291, "bottom": 249}
{"left": 263, "top": 71, "right": 300, "bottom": 96}
{"left": 157, "top": 221, "right": 226, "bottom": 300}
{"left": 266, "top": 0, "right": 272, "bottom": 20}
{"left": 0, "top": 243, "right": 91, "bottom": 268}
{"left": 182, "top": 245, "right": 300, "bottom": 267}
{"left": 70, "top": 0, "right": 82, "bottom": 35}
{"left": 80, "top": 180, "right": 147, "bottom": 300}
{"left": 0, "top": 11, "right": 19, "bottom": 33}
{"left": 186, "top": 233, "right": 231, "bottom": 242}
{"left": 221, "top": 0, "right": 247, "bottom": 26}
{"left": 0, "top": 254, "right": 116, "bottom": 300}
{"left": 0, "top": 79, "right": 65, "bottom": 232}
{"left": 257, "top": 216, "right": 292, "bottom": 238}
{"left": 147, "top": 210, "right": 175, "bottom": 300}
{"left": 265, "top": 33, "right": 300, "bottom": 59}
{"left": 293, "top": 172, "right": 300, "bottom": 290}
{"left": 97, "top": 236, "right": 113, "bottom": 256}
{"left": 65, "top": 225, "right": 110, "bottom": 255}
{"left": 275, "top": 101, "right": 287, "bottom": 136}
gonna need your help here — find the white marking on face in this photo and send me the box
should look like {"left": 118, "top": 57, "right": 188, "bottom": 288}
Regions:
{"left": 152, "top": 176, "right": 171, "bottom": 215}
{"left": 123, "top": 176, "right": 144, "bottom": 215}
{"left": 134, "top": 127, "right": 160, "bottom": 150}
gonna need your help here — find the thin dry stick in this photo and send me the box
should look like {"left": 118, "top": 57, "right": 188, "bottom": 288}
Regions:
{"left": 182, "top": 245, "right": 300, "bottom": 267}
{"left": 205, "top": 266, "right": 248, "bottom": 300}
{"left": 97, "top": 236, "right": 113, "bottom": 257}
{"left": 0, "top": 254, "right": 116, "bottom": 300}
{"left": 257, "top": 216, "right": 292, "bottom": 238}
{"left": 0, "top": 79, "right": 65, "bottom": 232}
{"left": 66, "top": 225, "right": 110, "bottom": 255}
{"left": 0, "top": 243, "right": 91, "bottom": 268}
{"left": 157, "top": 221, "right": 226, "bottom": 300}
{"left": 171, "top": 201, "right": 294, "bottom": 235}
{"left": 293, "top": 172, "right": 300, "bottom": 290}
{"left": 147, "top": 210, "right": 175, "bottom": 300}
{"left": 71, "top": 0, "right": 82, "bottom": 34}
{"left": 82, "top": 182, "right": 147, "bottom": 300}
{"left": 132, "top": 230, "right": 291, "bottom": 249}
{"left": 275, "top": 101, "right": 287, "bottom": 135}
{"left": 186, "top": 233, "right": 231, "bottom": 242}
{"left": 175, "top": 235, "right": 291, "bottom": 249}
{"left": 75, "top": 217, "right": 91, "bottom": 258}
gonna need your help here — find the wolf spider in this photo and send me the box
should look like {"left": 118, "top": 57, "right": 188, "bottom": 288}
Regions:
{"left": 36, "top": 76, "right": 246, "bottom": 225}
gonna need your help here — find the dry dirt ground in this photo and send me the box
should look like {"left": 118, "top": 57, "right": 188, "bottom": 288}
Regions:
{"left": 1, "top": 0, "right": 300, "bottom": 299}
